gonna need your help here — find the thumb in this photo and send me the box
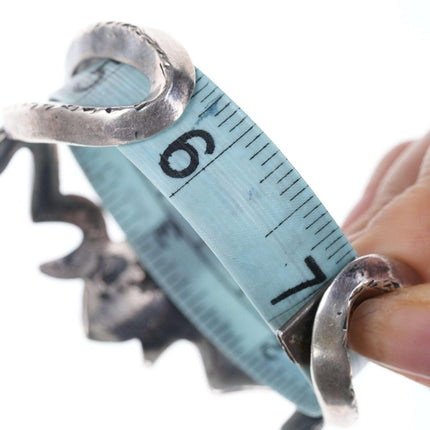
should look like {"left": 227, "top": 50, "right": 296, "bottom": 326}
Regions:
{"left": 348, "top": 283, "right": 430, "bottom": 386}
{"left": 347, "top": 179, "right": 430, "bottom": 384}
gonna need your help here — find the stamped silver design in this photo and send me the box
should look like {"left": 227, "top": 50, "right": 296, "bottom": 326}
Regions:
{"left": 3, "top": 22, "right": 195, "bottom": 146}
{"left": 278, "top": 254, "right": 419, "bottom": 427}
{"left": 0, "top": 134, "right": 258, "bottom": 391}
{"left": 0, "top": 131, "right": 322, "bottom": 428}
{"left": 311, "top": 254, "right": 420, "bottom": 426}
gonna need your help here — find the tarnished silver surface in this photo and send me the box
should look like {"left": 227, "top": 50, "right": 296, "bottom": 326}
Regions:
{"left": 3, "top": 22, "right": 195, "bottom": 146}
{"left": 281, "top": 411, "right": 323, "bottom": 430}
{"left": 0, "top": 133, "right": 325, "bottom": 428}
{"left": 277, "top": 286, "right": 327, "bottom": 367}
{"left": 0, "top": 135, "right": 256, "bottom": 392}
{"left": 310, "top": 254, "right": 420, "bottom": 427}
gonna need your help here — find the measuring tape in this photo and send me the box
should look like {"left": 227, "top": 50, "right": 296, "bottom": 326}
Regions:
{"left": 4, "top": 23, "right": 359, "bottom": 418}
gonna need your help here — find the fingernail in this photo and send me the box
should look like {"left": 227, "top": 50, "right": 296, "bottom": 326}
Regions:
{"left": 348, "top": 283, "right": 430, "bottom": 380}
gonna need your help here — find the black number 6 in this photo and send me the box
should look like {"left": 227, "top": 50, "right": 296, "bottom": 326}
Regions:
{"left": 159, "top": 130, "right": 215, "bottom": 178}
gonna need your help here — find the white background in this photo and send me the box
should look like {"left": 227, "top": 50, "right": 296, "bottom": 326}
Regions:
{"left": 0, "top": 1, "right": 430, "bottom": 429}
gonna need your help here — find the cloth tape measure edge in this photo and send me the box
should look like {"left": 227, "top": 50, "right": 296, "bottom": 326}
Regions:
{"left": 2, "top": 22, "right": 364, "bottom": 418}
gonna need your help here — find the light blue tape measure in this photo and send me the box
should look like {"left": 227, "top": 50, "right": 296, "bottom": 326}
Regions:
{"left": 4, "top": 23, "right": 359, "bottom": 418}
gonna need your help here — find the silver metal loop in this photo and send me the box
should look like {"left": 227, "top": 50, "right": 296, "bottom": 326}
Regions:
{"left": 310, "top": 254, "right": 420, "bottom": 427}
{"left": 2, "top": 22, "right": 195, "bottom": 146}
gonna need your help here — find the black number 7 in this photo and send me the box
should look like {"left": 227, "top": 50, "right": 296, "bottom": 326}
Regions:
{"left": 271, "top": 256, "right": 326, "bottom": 305}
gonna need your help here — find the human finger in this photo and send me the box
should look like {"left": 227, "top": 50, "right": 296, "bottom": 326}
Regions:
{"left": 343, "top": 140, "right": 411, "bottom": 234}
{"left": 345, "top": 136, "right": 430, "bottom": 239}
{"left": 348, "top": 283, "right": 430, "bottom": 386}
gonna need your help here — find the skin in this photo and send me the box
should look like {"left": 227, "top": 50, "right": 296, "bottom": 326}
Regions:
{"left": 345, "top": 132, "right": 430, "bottom": 386}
